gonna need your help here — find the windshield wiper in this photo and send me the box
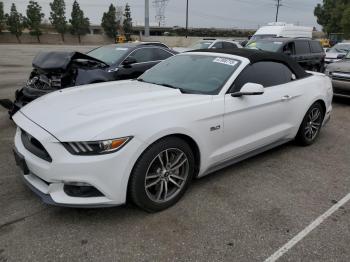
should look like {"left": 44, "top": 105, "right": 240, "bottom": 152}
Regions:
{"left": 158, "top": 83, "right": 191, "bottom": 94}
{"left": 158, "top": 83, "right": 176, "bottom": 88}
{"left": 137, "top": 79, "right": 193, "bottom": 94}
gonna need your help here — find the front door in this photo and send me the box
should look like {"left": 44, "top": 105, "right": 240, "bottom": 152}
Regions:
{"left": 221, "top": 61, "right": 298, "bottom": 161}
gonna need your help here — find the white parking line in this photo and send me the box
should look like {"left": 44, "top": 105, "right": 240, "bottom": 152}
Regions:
{"left": 264, "top": 192, "right": 350, "bottom": 262}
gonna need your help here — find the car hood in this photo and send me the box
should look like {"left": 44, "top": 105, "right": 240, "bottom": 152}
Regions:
{"left": 19, "top": 80, "right": 209, "bottom": 141}
{"left": 325, "top": 52, "right": 346, "bottom": 59}
{"left": 32, "top": 51, "right": 107, "bottom": 71}
{"left": 327, "top": 60, "right": 350, "bottom": 72}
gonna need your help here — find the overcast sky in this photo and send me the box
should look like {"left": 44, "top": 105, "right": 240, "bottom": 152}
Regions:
{"left": 4, "top": 0, "right": 322, "bottom": 29}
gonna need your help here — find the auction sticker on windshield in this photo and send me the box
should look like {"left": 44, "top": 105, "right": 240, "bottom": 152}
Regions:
{"left": 116, "top": 47, "right": 128, "bottom": 51}
{"left": 213, "top": 57, "right": 238, "bottom": 67}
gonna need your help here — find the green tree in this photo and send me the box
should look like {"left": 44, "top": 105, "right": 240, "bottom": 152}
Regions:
{"left": 341, "top": 5, "right": 350, "bottom": 38}
{"left": 49, "top": 0, "right": 67, "bottom": 42}
{"left": 101, "top": 4, "right": 118, "bottom": 39}
{"left": 123, "top": 3, "right": 132, "bottom": 40}
{"left": 26, "top": 1, "right": 44, "bottom": 42}
{"left": 314, "top": 0, "right": 350, "bottom": 35}
{"left": 0, "top": 1, "right": 5, "bottom": 32}
{"left": 69, "top": 0, "right": 90, "bottom": 43}
{"left": 6, "top": 3, "right": 25, "bottom": 43}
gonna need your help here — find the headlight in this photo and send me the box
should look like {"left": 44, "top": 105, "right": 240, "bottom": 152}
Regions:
{"left": 62, "top": 137, "right": 132, "bottom": 155}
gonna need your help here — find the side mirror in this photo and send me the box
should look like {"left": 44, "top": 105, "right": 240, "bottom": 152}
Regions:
{"left": 122, "top": 56, "right": 137, "bottom": 66}
{"left": 284, "top": 50, "right": 292, "bottom": 56}
{"left": 231, "top": 83, "right": 264, "bottom": 97}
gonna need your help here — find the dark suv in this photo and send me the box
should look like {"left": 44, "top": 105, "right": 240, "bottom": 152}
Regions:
{"left": 246, "top": 38, "right": 325, "bottom": 72}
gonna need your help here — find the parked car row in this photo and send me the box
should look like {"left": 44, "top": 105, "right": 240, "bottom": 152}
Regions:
{"left": 1, "top": 38, "right": 349, "bottom": 119}
{"left": 7, "top": 42, "right": 177, "bottom": 116}
{"left": 12, "top": 48, "right": 333, "bottom": 211}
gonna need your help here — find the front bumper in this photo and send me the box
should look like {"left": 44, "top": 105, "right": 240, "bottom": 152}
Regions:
{"left": 12, "top": 112, "right": 142, "bottom": 207}
{"left": 325, "top": 58, "right": 342, "bottom": 64}
{"left": 331, "top": 79, "right": 350, "bottom": 98}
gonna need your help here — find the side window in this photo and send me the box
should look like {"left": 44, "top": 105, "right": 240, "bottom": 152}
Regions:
{"left": 282, "top": 42, "right": 295, "bottom": 55}
{"left": 153, "top": 48, "right": 173, "bottom": 61}
{"left": 231, "top": 62, "right": 294, "bottom": 92}
{"left": 294, "top": 40, "right": 311, "bottom": 55}
{"left": 130, "top": 48, "right": 155, "bottom": 63}
{"left": 310, "top": 41, "right": 324, "bottom": 53}
{"left": 211, "top": 41, "right": 223, "bottom": 49}
{"left": 223, "top": 42, "right": 238, "bottom": 49}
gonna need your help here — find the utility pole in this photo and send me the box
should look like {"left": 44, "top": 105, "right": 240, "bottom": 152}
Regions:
{"left": 185, "top": 0, "right": 189, "bottom": 38}
{"left": 145, "top": 0, "right": 150, "bottom": 37}
{"left": 275, "top": 0, "right": 282, "bottom": 22}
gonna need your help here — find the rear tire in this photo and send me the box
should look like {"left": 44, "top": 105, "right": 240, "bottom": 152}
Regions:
{"left": 128, "top": 137, "right": 195, "bottom": 212}
{"left": 296, "top": 102, "right": 325, "bottom": 146}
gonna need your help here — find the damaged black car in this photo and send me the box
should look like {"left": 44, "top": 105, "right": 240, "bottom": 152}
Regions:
{"left": 3, "top": 42, "right": 177, "bottom": 116}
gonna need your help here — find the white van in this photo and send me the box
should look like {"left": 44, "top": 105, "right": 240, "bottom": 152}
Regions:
{"left": 251, "top": 22, "right": 313, "bottom": 41}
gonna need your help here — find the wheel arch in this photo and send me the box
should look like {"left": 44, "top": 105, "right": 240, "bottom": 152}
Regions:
{"left": 126, "top": 133, "right": 201, "bottom": 202}
{"left": 139, "top": 133, "right": 201, "bottom": 177}
{"left": 293, "top": 97, "right": 327, "bottom": 140}
{"left": 315, "top": 99, "right": 326, "bottom": 115}
{"left": 160, "top": 133, "right": 201, "bottom": 177}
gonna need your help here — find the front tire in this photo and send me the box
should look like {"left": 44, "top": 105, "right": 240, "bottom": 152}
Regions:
{"left": 128, "top": 137, "right": 195, "bottom": 212}
{"left": 296, "top": 102, "right": 325, "bottom": 146}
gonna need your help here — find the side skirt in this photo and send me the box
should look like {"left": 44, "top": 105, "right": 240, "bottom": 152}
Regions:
{"left": 200, "top": 138, "right": 292, "bottom": 177}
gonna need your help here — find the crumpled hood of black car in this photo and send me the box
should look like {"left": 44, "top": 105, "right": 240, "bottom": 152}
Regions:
{"left": 32, "top": 51, "right": 107, "bottom": 71}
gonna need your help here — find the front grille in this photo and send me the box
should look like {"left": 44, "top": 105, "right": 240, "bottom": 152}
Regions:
{"left": 21, "top": 129, "right": 52, "bottom": 162}
{"left": 332, "top": 72, "right": 350, "bottom": 82}
{"left": 27, "top": 74, "right": 63, "bottom": 90}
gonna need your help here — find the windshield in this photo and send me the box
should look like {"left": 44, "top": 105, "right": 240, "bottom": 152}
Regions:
{"left": 327, "top": 43, "right": 350, "bottom": 54}
{"left": 87, "top": 45, "right": 130, "bottom": 65}
{"left": 189, "top": 41, "right": 214, "bottom": 50}
{"left": 250, "top": 34, "right": 277, "bottom": 41}
{"left": 246, "top": 40, "right": 283, "bottom": 52}
{"left": 138, "top": 54, "right": 240, "bottom": 95}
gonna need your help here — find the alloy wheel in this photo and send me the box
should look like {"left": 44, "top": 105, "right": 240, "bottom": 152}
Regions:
{"left": 304, "top": 107, "right": 322, "bottom": 141}
{"left": 144, "top": 148, "right": 189, "bottom": 203}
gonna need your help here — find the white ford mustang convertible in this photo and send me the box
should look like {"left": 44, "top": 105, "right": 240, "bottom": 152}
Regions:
{"left": 13, "top": 49, "right": 333, "bottom": 212}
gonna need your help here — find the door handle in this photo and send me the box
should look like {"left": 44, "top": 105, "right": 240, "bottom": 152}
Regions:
{"left": 281, "top": 95, "right": 292, "bottom": 101}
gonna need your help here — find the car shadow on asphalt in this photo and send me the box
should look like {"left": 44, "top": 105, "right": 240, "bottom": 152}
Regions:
{"left": 333, "top": 96, "right": 350, "bottom": 105}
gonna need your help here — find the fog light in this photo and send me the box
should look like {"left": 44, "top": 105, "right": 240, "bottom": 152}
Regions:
{"left": 63, "top": 184, "right": 104, "bottom": 197}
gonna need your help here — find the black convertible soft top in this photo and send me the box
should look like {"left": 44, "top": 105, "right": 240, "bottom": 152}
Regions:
{"left": 189, "top": 48, "right": 309, "bottom": 79}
